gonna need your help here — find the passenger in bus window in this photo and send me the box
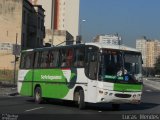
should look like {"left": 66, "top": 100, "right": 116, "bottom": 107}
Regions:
{"left": 61, "top": 59, "right": 67, "bottom": 67}
{"left": 25, "top": 55, "right": 31, "bottom": 68}
{"left": 77, "top": 56, "right": 84, "bottom": 67}
{"left": 66, "top": 49, "right": 73, "bottom": 67}
{"left": 46, "top": 52, "right": 50, "bottom": 67}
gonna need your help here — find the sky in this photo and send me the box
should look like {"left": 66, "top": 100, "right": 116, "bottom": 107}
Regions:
{"left": 79, "top": 0, "right": 160, "bottom": 48}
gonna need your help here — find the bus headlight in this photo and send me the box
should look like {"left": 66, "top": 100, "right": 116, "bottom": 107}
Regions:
{"left": 133, "top": 94, "right": 136, "bottom": 98}
{"left": 99, "top": 90, "right": 103, "bottom": 94}
{"left": 136, "top": 76, "right": 143, "bottom": 82}
{"left": 109, "top": 93, "right": 113, "bottom": 96}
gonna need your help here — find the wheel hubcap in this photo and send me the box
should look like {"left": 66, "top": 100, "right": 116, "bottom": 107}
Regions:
{"left": 78, "top": 94, "right": 80, "bottom": 104}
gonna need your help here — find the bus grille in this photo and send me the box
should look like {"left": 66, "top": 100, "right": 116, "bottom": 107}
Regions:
{"left": 115, "top": 94, "right": 131, "bottom": 98}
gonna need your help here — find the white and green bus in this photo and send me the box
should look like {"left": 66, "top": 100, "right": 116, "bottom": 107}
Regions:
{"left": 18, "top": 43, "right": 143, "bottom": 109}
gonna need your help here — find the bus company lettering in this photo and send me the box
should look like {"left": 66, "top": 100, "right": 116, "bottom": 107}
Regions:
{"left": 41, "top": 75, "right": 62, "bottom": 80}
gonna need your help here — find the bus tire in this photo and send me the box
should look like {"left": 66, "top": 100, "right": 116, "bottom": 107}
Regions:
{"left": 77, "top": 90, "right": 86, "bottom": 110}
{"left": 34, "top": 87, "right": 43, "bottom": 104}
{"left": 112, "top": 104, "right": 120, "bottom": 110}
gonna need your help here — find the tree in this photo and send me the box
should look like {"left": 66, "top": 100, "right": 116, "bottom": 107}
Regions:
{"left": 154, "top": 56, "right": 160, "bottom": 74}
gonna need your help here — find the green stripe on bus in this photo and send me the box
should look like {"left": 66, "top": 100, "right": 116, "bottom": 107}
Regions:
{"left": 114, "top": 83, "right": 142, "bottom": 92}
{"left": 20, "top": 69, "right": 77, "bottom": 99}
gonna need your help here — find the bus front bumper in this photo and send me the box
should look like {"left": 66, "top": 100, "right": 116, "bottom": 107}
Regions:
{"left": 97, "top": 90, "right": 142, "bottom": 104}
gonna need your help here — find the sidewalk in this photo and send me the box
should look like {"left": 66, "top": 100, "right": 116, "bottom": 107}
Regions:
{"left": 0, "top": 81, "right": 18, "bottom": 96}
{"left": 0, "top": 87, "right": 18, "bottom": 96}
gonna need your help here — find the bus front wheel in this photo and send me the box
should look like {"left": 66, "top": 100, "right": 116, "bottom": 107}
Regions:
{"left": 34, "top": 87, "right": 43, "bottom": 104}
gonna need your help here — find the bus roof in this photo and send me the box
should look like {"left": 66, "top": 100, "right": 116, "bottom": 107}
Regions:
{"left": 85, "top": 42, "right": 139, "bottom": 52}
{"left": 21, "top": 42, "right": 139, "bottom": 53}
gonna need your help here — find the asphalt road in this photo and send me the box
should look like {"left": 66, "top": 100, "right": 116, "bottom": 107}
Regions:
{"left": 0, "top": 85, "right": 160, "bottom": 120}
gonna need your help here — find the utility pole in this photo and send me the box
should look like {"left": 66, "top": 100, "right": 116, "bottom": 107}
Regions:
{"left": 51, "top": 0, "right": 55, "bottom": 47}
{"left": 13, "top": 33, "right": 18, "bottom": 86}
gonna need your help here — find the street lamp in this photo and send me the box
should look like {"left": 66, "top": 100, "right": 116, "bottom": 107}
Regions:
{"left": 79, "top": 19, "right": 86, "bottom": 43}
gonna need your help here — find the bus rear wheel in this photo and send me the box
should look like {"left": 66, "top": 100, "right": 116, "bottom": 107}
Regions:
{"left": 34, "top": 87, "right": 43, "bottom": 104}
{"left": 75, "top": 90, "right": 86, "bottom": 109}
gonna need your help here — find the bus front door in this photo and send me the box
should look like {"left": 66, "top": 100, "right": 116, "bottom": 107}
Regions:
{"left": 87, "top": 79, "right": 98, "bottom": 103}
{"left": 86, "top": 52, "right": 98, "bottom": 103}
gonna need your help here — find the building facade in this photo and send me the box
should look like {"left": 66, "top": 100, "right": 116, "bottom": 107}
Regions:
{"left": 93, "top": 34, "right": 121, "bottom": 45}
{"left": 0, "top": 0, "right": 22, "bottom": 69}
{"left": 22, "top": 1, "right": 45, "bottom": 50}
{"left": 136, "top": 37, "right": 160, "bottom": 68}
{"left": 136, "top": 38, "right": 147, "bottom": 67}
{"left": 45, "top": 29, "right": 73, "bottom": 46}
{"left": 55, "top": 0, "right": 80, "bottom": 40}
{"left": 0, "top": 0, "right": 45, "bottom": 69}
{"left": 30, "top": 0, "right": 80, "bottom": 45}
{"left": 29, "top": 0, "right": 54, "bottom": 30}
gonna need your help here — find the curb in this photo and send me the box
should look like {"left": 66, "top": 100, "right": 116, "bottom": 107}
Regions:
{"left": 8, "top": 92, "right": 19, "bottom": 96}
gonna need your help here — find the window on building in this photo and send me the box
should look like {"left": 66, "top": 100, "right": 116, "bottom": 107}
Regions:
{"left": 38, "top": 17, "right": 40, "bottom": 29}
{"left": 23, "top": 10, "right": 26, "bottom": 24}
{"left": 6, "top": 31, "right": 8, "bottom": 36}
{"left": 41, "top": 19, "right": 44, "bottom": 31}
{"left": 22, "top": 33, "right": 25, "bottom": 48}
{"left": 37, "top": 37, "right": 39, "bottom": 47}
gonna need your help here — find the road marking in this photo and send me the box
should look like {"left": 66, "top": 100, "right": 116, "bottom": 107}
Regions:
{"left": 146, "top": 90, "right": 152, "bottom": 92}
{"left": 25, "top": 107, "right": 44, "bottom": 112}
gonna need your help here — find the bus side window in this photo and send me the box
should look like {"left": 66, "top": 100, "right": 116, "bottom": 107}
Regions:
{"left": 85, "top": 46, "right": 99, "bottom": 80}
{"left": 34, "top": 52, "right": 40, "bottom": 68}
{"left": 66, "top": 49, "right": 73, "bottom": 67}
{"left": 20, "top": 53, "right": 25, "bottom": 69}
{"left": 46, "top": 51, "right": 53, "bottom": 67}
{"left": 60, "top": 49, "right": 67, "bottom": 67}
{"left": 60, "top": 48, "right": 74, "bottom": 68}
{"left": 20, "top": 52, "right": 34, "bottom": 69}
{"left": 74, "top": 47, "right": 85, "bottom": 67}
{"left": 34, "top": 50, "right": 60, "bottom": 69}
{"left": 40, "top": 51, "right": 48, "bottom": 68}
{"left": 50, "top": 50, "right": 60, "bottom": 68}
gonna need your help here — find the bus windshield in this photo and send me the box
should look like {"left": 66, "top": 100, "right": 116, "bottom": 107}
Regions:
{"left": 99, "top": 49, "right": 142, "bottom": 84}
